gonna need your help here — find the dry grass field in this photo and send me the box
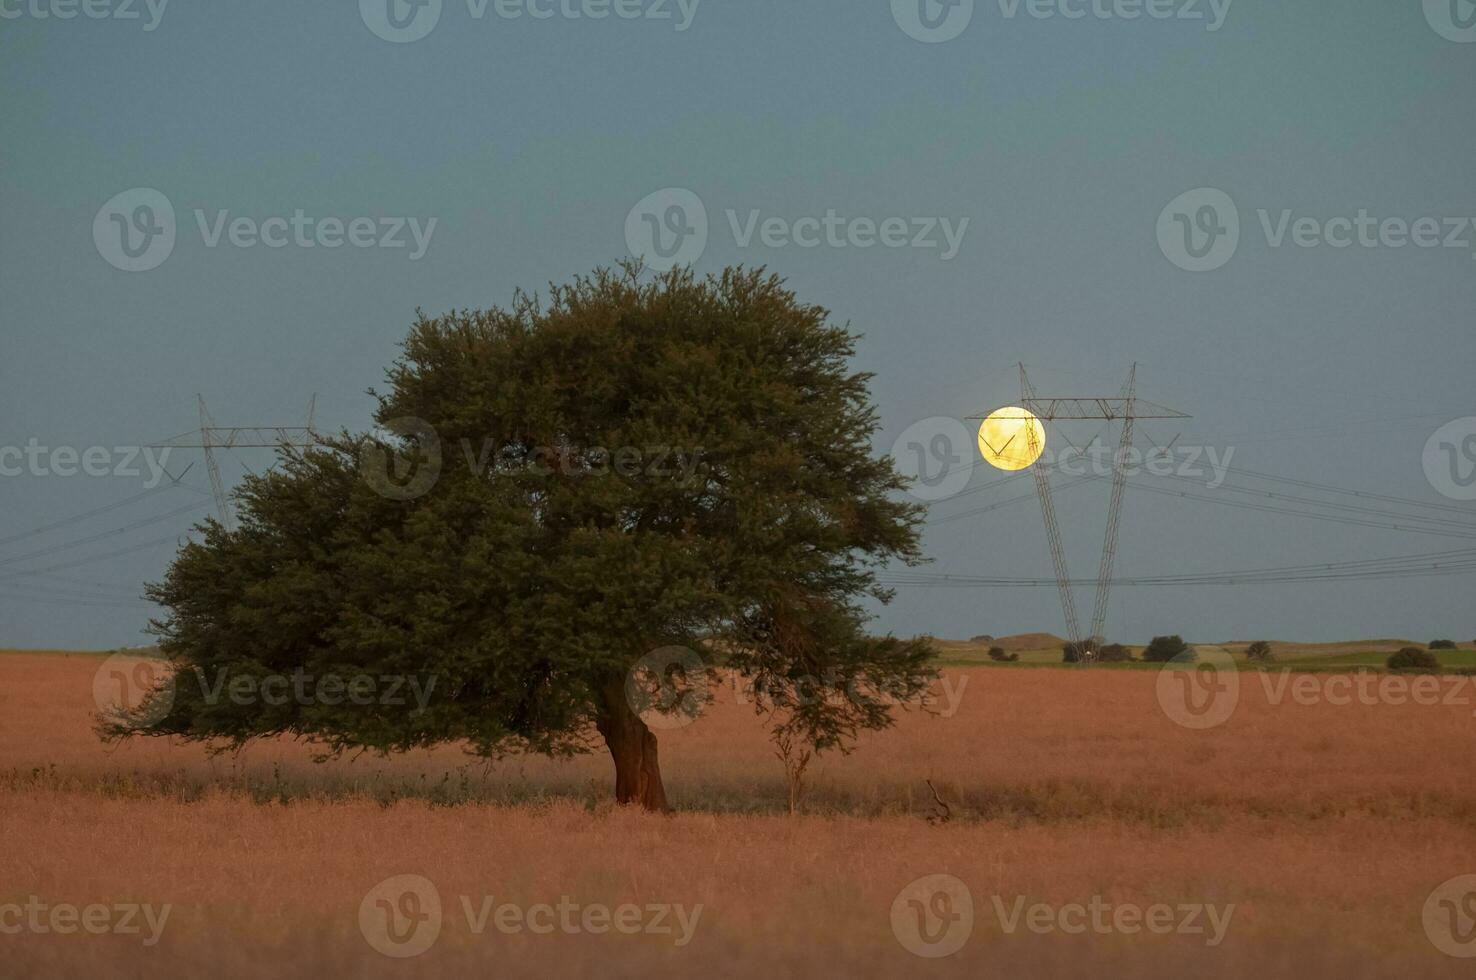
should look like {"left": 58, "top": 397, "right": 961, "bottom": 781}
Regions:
{"left": 3, "top": 649, "right": 1475, "bottom": 978}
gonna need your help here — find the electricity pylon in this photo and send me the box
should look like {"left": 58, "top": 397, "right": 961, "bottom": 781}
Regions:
{"left": 999, "top": 365, "right": 1189, "bottom": 662}
{"left": 148, "top": 395, "right": 321, "bottom": 531}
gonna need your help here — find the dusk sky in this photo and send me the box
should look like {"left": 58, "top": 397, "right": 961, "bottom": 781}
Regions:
{"left": 2, "top": 0, "right": 1473, "bottom": 649}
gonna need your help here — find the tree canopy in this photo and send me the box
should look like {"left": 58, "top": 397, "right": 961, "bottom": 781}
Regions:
{"left": 107, "top": 265, "right": 936, "bottom": 810}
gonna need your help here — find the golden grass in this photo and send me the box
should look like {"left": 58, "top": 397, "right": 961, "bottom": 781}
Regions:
{"left": 3, "top": 651, "right": 1474, "bottom": 978}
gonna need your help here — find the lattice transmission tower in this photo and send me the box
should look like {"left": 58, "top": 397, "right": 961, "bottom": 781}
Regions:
{"left": 977, "top": 365, "right": 1190, "bottom": 662}
{"left": 148, "top": 395, "right": 321, "bottom": 531}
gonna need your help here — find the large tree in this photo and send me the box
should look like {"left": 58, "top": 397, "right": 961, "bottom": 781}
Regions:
{"left": 107, "top": 266, "right": 935, "bottom": 810}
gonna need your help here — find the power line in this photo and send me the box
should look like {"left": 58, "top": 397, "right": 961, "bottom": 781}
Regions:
{"left": 0, "top": 533, "right": 188, "bottom": 582}
{"left": 0, "top": 500, "right": 213, "bottom": 569}
{"left": 0, "top": 482, "right": 203, "bottom": 549}
{"left": 1094, "top": 475, "right": 1476, "bottom": 540}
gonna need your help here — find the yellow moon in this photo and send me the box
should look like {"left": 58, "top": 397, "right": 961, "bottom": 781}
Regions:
{"left": 977, "top": 407, "right": 1045, "bottom": 471}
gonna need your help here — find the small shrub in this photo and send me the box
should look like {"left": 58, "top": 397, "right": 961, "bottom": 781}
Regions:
{"left": 987, "top": 646, "right": 1018, "bottom": 663}
{"left": 1429, "top": 639, "right": 1457, "bottom": 650}
{"left": 1142, "top": 635, "right": 1190, "bottom": 663}
{"left": 1098, "top": 643, "right": 1132, "bottom": 663}
{"left": 1062, "top": 642, "right": 1084, "bottom": 664}
{"left": 1388, "top": 647, "right": 1441, "bottom": 672}
{"left": 1245, "top": 641, "right": 1274, "bottom": 662}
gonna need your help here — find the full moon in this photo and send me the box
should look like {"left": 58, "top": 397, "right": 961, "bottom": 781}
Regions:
{"left": 977, "top": 407, "right": 1045, "bottom": 471}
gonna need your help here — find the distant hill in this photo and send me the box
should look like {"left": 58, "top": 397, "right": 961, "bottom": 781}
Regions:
{"left": 990, "top": 632, "right": 1069, "bottom": 652}
{"left": 1218, "top": 639, "right": 1421, "bottom": 657}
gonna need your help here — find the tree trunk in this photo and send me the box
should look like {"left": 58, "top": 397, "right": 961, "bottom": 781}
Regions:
{"left": 595, "top": 677, "right": 671, "bottom": 812}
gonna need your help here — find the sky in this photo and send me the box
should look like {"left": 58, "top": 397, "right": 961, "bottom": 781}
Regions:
{"left": 1, "top": 0, "right": 1473, "bottom": 649}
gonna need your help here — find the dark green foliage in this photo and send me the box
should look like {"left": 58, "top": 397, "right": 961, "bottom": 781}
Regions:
{"left": 1429, "top": 639, "right": 1457, "bottom": 650}
{"left": 1245, "top": 640, "right": 1274, "bottom": 662}
{"left": 106, "top": 266, "right": 937, "bottom": 806}
{"left": 1142, "top": 635, "right": 1190, "bottom": 663}
{"left": 1388, "top": 647, "right": 1441, "bottom": 672}
{"left": 1062, "top": 642, "right": 1084, "bottom": 664}
{"left": 1097, "top": 643, "right": 1131, "bottom": 663}
{"left": 987, "top": 646, "right": 1018, "bottom": 663}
